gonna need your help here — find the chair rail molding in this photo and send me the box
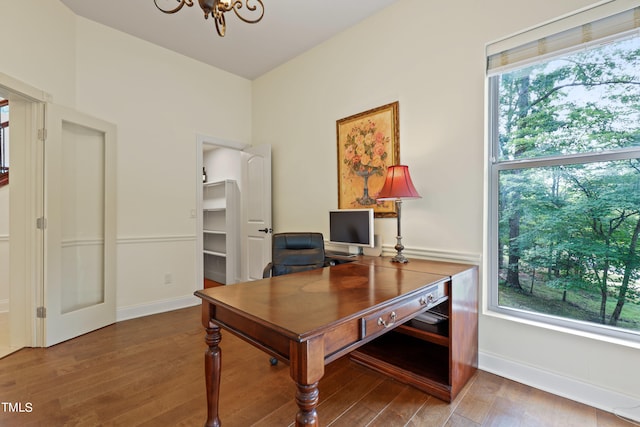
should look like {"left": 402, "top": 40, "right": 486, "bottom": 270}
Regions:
{"left": 381, "top": 244, "right": 482, "bottom": 265}
{"left": 117, "top": 234, "right": 197, "bottom": 245}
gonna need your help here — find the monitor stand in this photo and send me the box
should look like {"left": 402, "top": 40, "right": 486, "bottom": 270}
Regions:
{"left": 326, "top": 246, "right": 362, "bottom": 258}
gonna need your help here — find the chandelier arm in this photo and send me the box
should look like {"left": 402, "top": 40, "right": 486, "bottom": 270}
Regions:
{"left": 214, "top": 13, "right": 226, "bottom": 37}
{"left": 228, "top": 0, "right": 264, "bottom": 24}
{"left": 153, "top": 0, "right": 263, "bottom": 37}
{"left": 154, "top": 0, "right": 194, "bottom": 14}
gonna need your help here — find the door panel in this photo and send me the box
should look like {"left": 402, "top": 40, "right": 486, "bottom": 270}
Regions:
{"left": 243, "top": 145, "right": 272, "bottom": 280}
{"left": 44, "top": 104, "right": 116, "bottom": 346}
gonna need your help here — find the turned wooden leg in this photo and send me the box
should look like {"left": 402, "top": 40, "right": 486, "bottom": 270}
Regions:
{"left": 295, "top": 382, "right": 319, "bottom": 427}
{"left": 204, "top": 322, "right": 222, "bottom": 427}
{"left": 290, "top": 336, "right": 324, "bottom": 427}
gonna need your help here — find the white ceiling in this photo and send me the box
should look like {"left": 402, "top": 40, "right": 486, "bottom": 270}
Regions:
{"left": 59, "top": 0, "right": 399, "bottom": 80}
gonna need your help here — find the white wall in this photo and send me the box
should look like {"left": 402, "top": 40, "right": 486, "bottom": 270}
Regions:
{"left": 252, "top": 0, "right": 640, "bottom": 418}
{"left": 72, "top": 18, "right": 252, "bottom": 318}
{"left": 0, "top": 2, "right": 252, "bottom": 320}
{"left": 204, "top": 147, "right": 243, "bottom": 185}
{"left": 0, "top": 1, "right": 76, "bottom": 106}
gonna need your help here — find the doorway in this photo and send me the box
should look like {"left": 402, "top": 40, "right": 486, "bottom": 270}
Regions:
{"left": 196, "top": 135, "right": 272, "bottom": 287}
{"left": 0, "top": 96, "right": 10, "bottom": 357}
{"left": 0, "top": 75, "right": 46, "bottom": 356}
{"left": 0, "top": 73, "right": 117, "bottom": 351}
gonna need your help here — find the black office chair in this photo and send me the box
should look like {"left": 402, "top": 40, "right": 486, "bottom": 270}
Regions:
{"left": 262, "top": 232, "right": 326, "bottom": 366}
{"left": 262, "top": 232, "right": 326, "bottom": 278}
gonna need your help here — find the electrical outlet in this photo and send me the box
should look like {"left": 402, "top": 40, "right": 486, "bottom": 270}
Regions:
{"left": 164, "top": 273, "right": 172, "bottom": 285}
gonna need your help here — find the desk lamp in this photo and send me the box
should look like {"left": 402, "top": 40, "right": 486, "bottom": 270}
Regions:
{"left": 376, "top": 165, "right": 421, "bottom": 263}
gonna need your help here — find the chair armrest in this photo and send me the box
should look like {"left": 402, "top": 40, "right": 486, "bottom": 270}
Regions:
{"left": 262, "top": 262, "right": 273, "bottom": 278}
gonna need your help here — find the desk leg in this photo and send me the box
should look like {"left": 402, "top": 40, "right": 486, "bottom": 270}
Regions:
{"left": 290, "top": 336, "right": 324, "bottom": 427}
{"left": 204, "top": 321, "right": 222, "bottom": 427}
{"left": 295, "top": 382, "right": 319, "bottom": 426}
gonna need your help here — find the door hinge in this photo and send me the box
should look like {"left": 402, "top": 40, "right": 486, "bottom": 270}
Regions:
{"left": 36, "top": 217, "right": 47, "bottom": 230}
{"left": 38, "top": 128, "right": 47, "bottom": 141}
{"left": 36, "top": 306, "right": 46, "bottom": 319}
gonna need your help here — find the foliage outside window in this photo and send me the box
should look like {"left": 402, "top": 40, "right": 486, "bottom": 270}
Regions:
{"left": 488, "top": 27, "right": 640, "bottom": 341}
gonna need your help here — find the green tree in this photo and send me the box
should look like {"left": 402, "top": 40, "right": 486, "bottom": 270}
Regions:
{"left": 497, "top": 39, "right": 640, "bottom": 328}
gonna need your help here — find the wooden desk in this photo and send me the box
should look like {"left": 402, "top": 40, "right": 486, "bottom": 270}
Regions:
{"left": 195, "top": 257, "right": 477, "bottom": 427}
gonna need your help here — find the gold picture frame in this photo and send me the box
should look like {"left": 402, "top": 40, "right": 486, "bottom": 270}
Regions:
{"left": 337, "top": 101, "right": 399, "bottom": 218}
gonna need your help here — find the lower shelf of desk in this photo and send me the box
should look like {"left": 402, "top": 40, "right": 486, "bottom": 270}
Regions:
{"left": 350, "top": 327, "right": 463, "bottom": 403}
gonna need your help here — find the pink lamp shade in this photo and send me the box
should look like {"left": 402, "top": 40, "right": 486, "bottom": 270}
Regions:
{"left": 376, "top": 165, "right": 421, "bottom": 200}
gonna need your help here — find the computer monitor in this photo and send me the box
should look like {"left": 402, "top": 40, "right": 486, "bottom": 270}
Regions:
{"left": 328, "top": 208, "right": 375, "bottom": 250}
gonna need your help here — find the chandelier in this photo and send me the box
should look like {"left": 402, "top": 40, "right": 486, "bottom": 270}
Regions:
{"left": 154, "top": 0, "right": 265, "bottom": 37}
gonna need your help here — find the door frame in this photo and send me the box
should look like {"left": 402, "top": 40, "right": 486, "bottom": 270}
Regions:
{"left": 0, "top": 73, "right": 49, "bottom": 349}
{"left": 196, "top": 134, "right": 249, "bottom": 287}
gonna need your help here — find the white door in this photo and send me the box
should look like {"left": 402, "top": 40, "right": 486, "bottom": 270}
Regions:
{"left": 243, "top": 145, "right": 272, "bottom": 280}
{"left": 43, "top": 104, "right": 116, "bottom": 346}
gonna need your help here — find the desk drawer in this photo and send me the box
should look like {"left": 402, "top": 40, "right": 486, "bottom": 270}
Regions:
{"left": 361, "top": 281, "right": 447, "bottom": 338}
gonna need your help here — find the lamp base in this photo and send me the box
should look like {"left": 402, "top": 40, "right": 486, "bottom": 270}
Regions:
{"left": 390, "top": 253, "right": 409, "bottom": 263}
{"left": 390, "top": 236, "right": 409, "bottom": 263}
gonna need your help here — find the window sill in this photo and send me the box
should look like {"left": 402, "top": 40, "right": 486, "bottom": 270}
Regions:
{"left": 483, "top": 307, "right": 640, "bottom": 351}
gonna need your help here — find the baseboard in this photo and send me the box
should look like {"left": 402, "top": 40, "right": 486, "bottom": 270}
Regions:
{"left": 116, "top": 294, "right": 201, "bottom": 322}
{"left": 479, "top": 350, "right": 640, "bottom": 422}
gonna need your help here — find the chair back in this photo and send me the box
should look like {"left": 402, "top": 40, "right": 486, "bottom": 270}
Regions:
{"left": 270, "top": 232, "right": 325, "bottom": 277}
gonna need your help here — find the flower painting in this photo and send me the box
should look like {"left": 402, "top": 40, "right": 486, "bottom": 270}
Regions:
{"left": 337, "top": 102, "right": 399, "bottom": 217}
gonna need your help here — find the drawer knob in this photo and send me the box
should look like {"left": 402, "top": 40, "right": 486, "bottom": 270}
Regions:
{"left": 377, "top": 311, "right": 397, "bottom": 329}
{"left": 420, "top": 293, "right": 435, "bottom": 306}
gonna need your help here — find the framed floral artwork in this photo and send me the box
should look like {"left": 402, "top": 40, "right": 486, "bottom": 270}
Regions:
{"left": 336, "top": 102, "right": 399, "bottom": 218}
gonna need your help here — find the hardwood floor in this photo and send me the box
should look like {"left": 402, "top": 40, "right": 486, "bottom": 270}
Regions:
{"left": 204, "top": 278, "right": 224, "bottom": 288}
{"left": 0, "top": 311, "right": 19, "bottom": 359}
{"left": 0, "top": 306, "right": 635, "bottom": 427}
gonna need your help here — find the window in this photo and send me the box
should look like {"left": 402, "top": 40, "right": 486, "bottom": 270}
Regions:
{"left": 488, "top": 6, "right": 640, "bottom": 341}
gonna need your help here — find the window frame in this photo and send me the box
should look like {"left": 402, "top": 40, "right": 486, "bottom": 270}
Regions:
{"left": 487, "top": 28, "right": 640, "bottom": 344}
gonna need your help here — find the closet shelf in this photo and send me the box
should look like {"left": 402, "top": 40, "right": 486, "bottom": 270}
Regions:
{"left": 204, "top": 250, "right": 227, "bottom": 258}
{"left": 204, "top": 229, "right": 226, "bottom": 235}
{"left": 202, "top": 179, "right": 238, "bottom": 285}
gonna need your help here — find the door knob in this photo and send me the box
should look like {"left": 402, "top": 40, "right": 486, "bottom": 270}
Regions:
{"left": 258, "top": 228, "right": 272, "bottom": 234}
